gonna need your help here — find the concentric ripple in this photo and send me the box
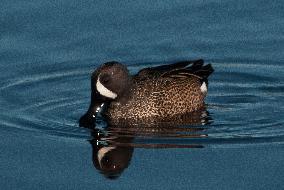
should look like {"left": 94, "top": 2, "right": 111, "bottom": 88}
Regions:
{"left": 0, "top": 61, "right": 283, "bottom": 147}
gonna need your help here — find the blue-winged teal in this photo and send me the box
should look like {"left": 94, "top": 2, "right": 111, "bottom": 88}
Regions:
{"left": 79, "top": 59, "right": 214, "bottom": 126}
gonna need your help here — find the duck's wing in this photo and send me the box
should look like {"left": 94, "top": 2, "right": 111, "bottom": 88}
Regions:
{"left": 135, "top": 59, "right": 214, "bottom": 83}
{"left": 162, "top": 61, "right": 214, "bottom": 84}
{"left": 135, "top": 59, "right": 203, "bottom": 79}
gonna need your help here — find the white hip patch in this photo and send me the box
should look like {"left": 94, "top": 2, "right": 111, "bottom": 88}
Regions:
{"left": 200, "top": 82, "right": 207, "bottom": 93}
{"left": 96, "top": 77, "right": 117, "bottom": 99}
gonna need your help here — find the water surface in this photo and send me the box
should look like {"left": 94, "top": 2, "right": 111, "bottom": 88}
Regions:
{"left": 0, "top": 0, "right": 283, "bottom": 189}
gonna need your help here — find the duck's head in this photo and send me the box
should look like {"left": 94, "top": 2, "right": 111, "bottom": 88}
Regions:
{"left": 90, "top": 130, "right": 134, "bottom": 179}
{"left": 79, "top": 61, "right": 131, "bottom": 128}
{"left": 92, "top": 61, "right": 131, "bottom": 100}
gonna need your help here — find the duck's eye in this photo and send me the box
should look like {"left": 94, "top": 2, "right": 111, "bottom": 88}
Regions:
{"left": 100, "top": 74, "right": 110, "bottom": 84}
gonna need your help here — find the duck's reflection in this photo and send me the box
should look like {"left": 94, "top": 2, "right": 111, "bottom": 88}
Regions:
{"left": 82, "top": 109, "right": 212, "bottom": 179}
{"left": 90, "top": 130, "right": 134, "bottom": 179}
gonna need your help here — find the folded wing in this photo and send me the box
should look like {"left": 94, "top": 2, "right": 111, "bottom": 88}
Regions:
{"left": 135, "top": 59, "right": 214, "bottom": 84}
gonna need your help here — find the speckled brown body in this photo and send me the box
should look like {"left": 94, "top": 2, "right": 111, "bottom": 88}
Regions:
{"left": 105, "top": 75, "right": 205, "bottom": 123}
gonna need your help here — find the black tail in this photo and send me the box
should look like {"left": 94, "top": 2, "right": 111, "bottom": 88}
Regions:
{"left": 192, "top": 63, "right": 214, "bottom": 79}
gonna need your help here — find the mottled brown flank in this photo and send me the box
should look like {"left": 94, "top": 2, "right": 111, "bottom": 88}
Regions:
{"left": 106, "top": 75, "right": 205, "bottom": 123}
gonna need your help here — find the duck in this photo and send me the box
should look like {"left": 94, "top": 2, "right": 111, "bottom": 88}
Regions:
{"left": 79, "top": 59, "right": 214, "bottom": 127}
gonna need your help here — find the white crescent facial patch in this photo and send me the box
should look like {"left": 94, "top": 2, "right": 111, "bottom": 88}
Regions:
{"left": 96, "top": 76, "right": 117, "bottom": 99}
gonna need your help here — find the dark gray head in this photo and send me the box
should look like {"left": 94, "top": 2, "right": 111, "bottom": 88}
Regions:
{"left": 79, "top": 62, "right": 130, "bottom": 127}
{"left": 92, "top": 61, "right": 131, "bottom": 100}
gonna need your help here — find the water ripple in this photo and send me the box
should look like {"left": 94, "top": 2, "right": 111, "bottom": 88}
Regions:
{"left": 0, "top": 61, "right": 283, "bottom": 147}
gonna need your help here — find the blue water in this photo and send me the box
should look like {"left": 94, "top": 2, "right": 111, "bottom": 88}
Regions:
{"left": 1, "top": 0, "right": 284, "bottom": 189}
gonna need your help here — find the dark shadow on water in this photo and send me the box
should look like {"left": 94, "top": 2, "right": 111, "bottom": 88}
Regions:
{"left": 81, "top": 109, "right": 213, "bottom": 179}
